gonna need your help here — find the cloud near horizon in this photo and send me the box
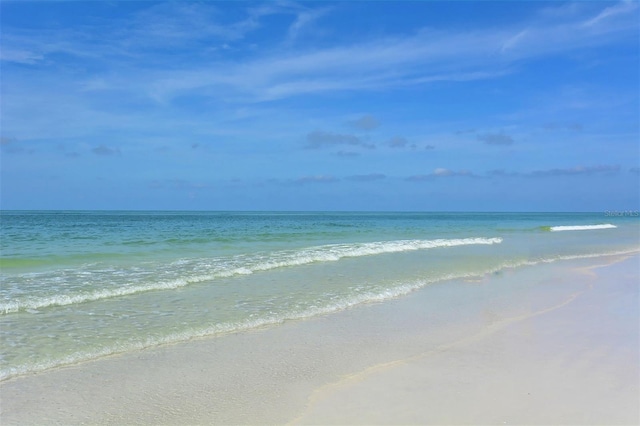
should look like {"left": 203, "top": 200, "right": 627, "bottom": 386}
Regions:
{"left": 92, "top": 145, "right": 122, "bottom": 156}
{"left": 346, "top": 173, "right": 386, "bottom": 181}
{"left": 293, "top": 175, "right": 339, "bottom": 184}
{"left": 406, "top": 168, "right": 475, "bottom": 181}
{"left": 477, "top": 132, "right": 514, "bottom": 146}
{"left": 488, "top": 165, "right": 622, "bottom": 178}
{"left": 348, "top": 114, "right": 380, "bottom": 131}
{"left": 305, "top": 130, "right": 375, "bottom": 150}
{"left": 529, "top": 165, "right": 620, "bottom": 177}
{"left": 404, "top": 165, "right": 623, "bottom": 181}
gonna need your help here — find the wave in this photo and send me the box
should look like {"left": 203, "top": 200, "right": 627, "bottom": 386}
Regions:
{"left": 546, "top": 224, "right": 617, "bottom": 232}
{"left": 0, "top": 237, "right": 502, "bottom": 314}
{"left": 3, "top": 246, "right": 638, "bottom": 382}
{"left": 0, "top": 270, "right": 472, "bottom": 381}
{"left": 0, "top": 280, "right": 435, "bottom": 381}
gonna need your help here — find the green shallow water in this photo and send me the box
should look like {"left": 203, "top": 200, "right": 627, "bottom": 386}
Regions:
{"left": 1, "top": 211, "right": 638, "bottom": 380}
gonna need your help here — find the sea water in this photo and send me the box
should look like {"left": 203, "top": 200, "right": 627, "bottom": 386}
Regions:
{"left": 1, "top": 211, "right": 638, "bottom": 380}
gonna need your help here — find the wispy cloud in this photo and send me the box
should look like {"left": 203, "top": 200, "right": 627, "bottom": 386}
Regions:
{"left": 4, "top": 1, "right": 636, "bottom": 107}
{"left": 386, "top": 137, "right": 420, "bottom": 150}
{"left": 487, "top": 165, "right": 622, "bottom": 178}
{"left": 529, "top": 165, "right": 620, "bottom": 177}
{"left": 287, "top": 6, "right": 332, "bottom": 42}
{"left": 124, "top": 3, "right": 236, "bottom": 47}
{"left": 477, "top": 132, "right": 514, "bottom": 146}
{"left": 0, "top": 2, "right": 293, "bottom": 67}
{"left": 0, "top": 48, "right": 44, "bottom": 65}
{"left": 145, "top": 2, "right": 638, "bottom": 103}
{"left": 267, "top": 175, "right": 340, "bottom": 186}
{"left": 582, "top": 1, "right": 638, "bottom": 28}
{"left": 406, "top": 168, "right": 475, "bottom": 181}
{"left": 348, "top": 114, "right": 379, "bottom": 131}
{"left": 501, "top": 30, "right": 529, "bottom": 53}
{"left": 487, "top": 169, "right": 520, "bottom": 178}
{"left": 346, "top": 173, "right": 386, "bottom": 181}
{"left": 305, "top": 130, "right": 374, "bottom": 149}
{"left": 92, "top": 145, "right": 122, "bottom": 156}
{"left": 149, "top": 179, "right": 211, "bottom": 190}
{"left": 387, "top": 137, "right": 408, "bottom": 149}
{"left": 1, "top": 2, "right": 637, "bottom": 212}
{"left": 543, "top": 122, "right": 583, "bottom": 131}
{"left": 294, "top": 175, "right": 339, "bottom": 184}
{"left": 0, "top": 137, "right": 33, "bottom": 154}
{"left": 333, "top": 151, "right": 360, "bottom": 158}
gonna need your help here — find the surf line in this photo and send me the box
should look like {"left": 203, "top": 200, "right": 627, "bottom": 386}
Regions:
{"left": 549, "top": 224, "right": 616, "bottom": 231}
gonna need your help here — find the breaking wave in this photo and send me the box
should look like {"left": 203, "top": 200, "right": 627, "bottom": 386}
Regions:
{"left": 0, "top": 237, "right": 502, "bottom": 314}
{"left": 3, "top": 246, "right": 638, "bottom": 382}
{"left": 544, "top": 224, "right": 617, "bottom": 232}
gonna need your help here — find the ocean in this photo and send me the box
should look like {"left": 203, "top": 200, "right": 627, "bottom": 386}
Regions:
{"left": 1, "top": 211, "right": 638, "bottom": 381}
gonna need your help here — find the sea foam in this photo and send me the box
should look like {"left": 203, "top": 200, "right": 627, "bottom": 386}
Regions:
{"left": 549, "top": 224, "right": 617, "bottom": 232}
{"left": 3, "top": 246, "right": 638, "bottom": 382}
{"left": 0, "top": 237, "right": 502, "bottom": 314}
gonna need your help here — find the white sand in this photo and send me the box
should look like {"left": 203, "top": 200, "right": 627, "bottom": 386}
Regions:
{"left": 1, "top": 254, "right": 638, "bottom": 425}
{"left": 293, "top": 255, "right": 640, "bottom": 425}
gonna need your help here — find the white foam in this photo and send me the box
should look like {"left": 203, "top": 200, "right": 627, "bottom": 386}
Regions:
{"left": 2, "top": 247, "right": 639, "bottom": 382}
{"left": 0, "top": 237, "right": 502, "bottom": 314}
{"left": 0, "top": 270, "right": 487, "bottom": 381}
{"left": 550, "top": 224, "right": 617, "bottom": 232}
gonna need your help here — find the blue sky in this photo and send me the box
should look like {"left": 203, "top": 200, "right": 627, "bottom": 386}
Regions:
{"left": 1, "top": 1, "right": 638, "bottom": 211}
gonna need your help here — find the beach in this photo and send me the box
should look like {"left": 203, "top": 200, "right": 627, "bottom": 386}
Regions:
{"left": 1, "top": 253, "right": 637, "bottom": 425}
{"left": 2, "top": 0, "right": 639, "bottom": 423}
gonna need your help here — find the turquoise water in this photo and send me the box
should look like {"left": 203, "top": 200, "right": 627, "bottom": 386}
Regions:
{"left": 1, "top": 211, "right": 638, "bottom": 380}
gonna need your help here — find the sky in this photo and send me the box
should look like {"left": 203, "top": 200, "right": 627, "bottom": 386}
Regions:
{"left": 1, "top": 1, "right": 638, "bottom": 211}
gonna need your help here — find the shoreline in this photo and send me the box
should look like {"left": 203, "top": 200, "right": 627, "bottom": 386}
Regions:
{"left": 293, "top": 254, "right": 639, "bottom": 424}
{"left": 2, "top": 248, "right": 638, "bottom": 383}
{"left": 1, "top": 253, "right": 638, "bottom": 425}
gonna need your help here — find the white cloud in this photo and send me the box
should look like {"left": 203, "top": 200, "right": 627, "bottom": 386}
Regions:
{"left": 120, "top": 2, "right": 289, "bottom": 48}
{"left": 140, "top": 2, "right": 637, "bottom": 103}
{"left": 6, "top": 1, "right": 634, "bottom": 105}
{"left": 287, "top": 6, "right": 332, "bottom": 42}
{"left": 582, "top": 1, "right": 638, "bottom": 28}
{"left": 2, "top": 2, "right": 637, "bottom": 151}
{"left": 0, "top": 48, "right": 44, "bottom": 65}
{"left": 501, "top": 30, "right": 529, "bottom": 53}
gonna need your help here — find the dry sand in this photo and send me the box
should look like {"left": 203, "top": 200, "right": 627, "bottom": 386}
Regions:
{"left": 1, "top": 254, "right": 638, "bottom": 425}
{"left": 293, "top": 255, "right": 639, "bottom": 425}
